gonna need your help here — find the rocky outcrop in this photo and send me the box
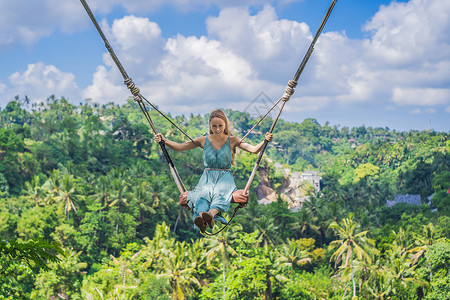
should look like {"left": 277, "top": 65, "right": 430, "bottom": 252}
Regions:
{"left": 256, "top": 168, "right": 277, "bottom": 203}
{"left": 256, "top": 161, "right": 321, "bottom": 210}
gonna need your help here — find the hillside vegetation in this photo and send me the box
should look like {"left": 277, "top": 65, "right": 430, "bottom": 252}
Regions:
{"left": 0, "top": 96, "right": 449, "bottom": 299}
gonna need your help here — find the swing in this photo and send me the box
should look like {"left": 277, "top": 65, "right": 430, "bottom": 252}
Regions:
{"left": 79, "top": 0, "right": 337, "bottom": 235}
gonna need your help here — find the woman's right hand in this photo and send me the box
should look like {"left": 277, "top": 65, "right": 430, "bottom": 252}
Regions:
{"left": 179, "top": 191, "right": 188, "bottom": 205}
{"left": 154, "top": 133, "right": 163, "bottom": 143}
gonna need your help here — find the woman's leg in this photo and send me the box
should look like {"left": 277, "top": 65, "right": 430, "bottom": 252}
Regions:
{"left": 208, "top": 208, "right": 219, "bottom": 217}
{"left": 192, "top": 198, "right": 210, "bottom": 232}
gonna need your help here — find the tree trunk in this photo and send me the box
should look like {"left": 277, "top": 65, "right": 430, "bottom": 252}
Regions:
{"left": 351, "top": 255, "right": 356, "bottom": 298}
{"left": 173, "top": 206, "right": 181, "bottom": 233}
{"left": 265, "top": 268, "right": 272, "bottom": 300}
{"left": 222, "top": 249, "right": 226, "bottom": 299}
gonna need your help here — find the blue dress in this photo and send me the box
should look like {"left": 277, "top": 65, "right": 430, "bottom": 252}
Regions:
{"left": 187, "top": 136, "right": 237, "bottom": 225}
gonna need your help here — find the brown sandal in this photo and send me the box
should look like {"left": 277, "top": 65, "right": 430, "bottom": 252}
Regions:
{"left": 194, "top": 216, "right": 207, "bottom": 233}
{"left": 200, "top": 212, "right": 215, "bottom": 229}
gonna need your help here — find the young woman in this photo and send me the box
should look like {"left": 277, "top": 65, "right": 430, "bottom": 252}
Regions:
{"left": 154, "top": 109, "right": 273, "bottom": 233}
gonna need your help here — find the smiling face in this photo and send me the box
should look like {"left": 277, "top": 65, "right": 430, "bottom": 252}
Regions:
{"left": 210, "top": 117, "right": 226, "bottom": 135}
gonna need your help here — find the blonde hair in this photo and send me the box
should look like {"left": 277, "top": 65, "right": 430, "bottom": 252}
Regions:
{"left": 208, "top": 109, "right": 236, "bottom": 165}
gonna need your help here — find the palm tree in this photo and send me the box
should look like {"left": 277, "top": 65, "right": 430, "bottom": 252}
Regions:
{"left": 157, "top": 241, "right": 200, "bottom": 300}
{"left": 261, "top": 245, "right": 285, "bottom": 300}
{"left": 328, "top": 214, "right": 378, "bottom": 299}
{"left": 54, "top": 173, "right": 80, "bottom": 220}
{"left": 185, "top": 238, "right": 208, "bottom": 276}
{"left": 25, "top": 175, "right": 43, "bottom": 206}
{"left": 303, "top": 191, "right": 321, "bottom": 220}
{"left": 41, "top": 169, "right": 61, "bottom": 205}
{"left": 32, "top": 248, "right": 87, "bottom": 299}
{"left": 407, "top": 223, "right": 444, "bottom": 282}
{"left": 291, "top": 209, "right": 320, "bottom": 239}
{"left": 108, "top": 177, "right": 130, "bottom": 211}
{"left": 109, "top": 254, "right": 136, "bottom": 288}
{"left": 130, "top": 181, "right": 155, "bottom": 223}
{"left": 128, "top": 160, "right": 150, "bottom": 180}
{"left": 255, "top": 214, "right": 279, "bottom": 247}
{"left": 235, "top": 195, "right": 264, "bottom": 232}
{"left": 276, "top": 238, "right": 311, "bottom": 272}
{"left": 386, "top": 242, "right": 420, "bottom": 291}
{"left": 148, "top": 174, "right": 176, "bottom": 214}
{"left": 90, "top": 175, "right": 111, "bottom": 208}
{"left": 204, "top": 220, "right": 242, "bottom": 299}
{"left": 363, "top": 264, "right": 392, "bottom": 300}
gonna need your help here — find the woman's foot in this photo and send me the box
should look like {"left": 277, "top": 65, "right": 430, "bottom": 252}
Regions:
{"left": 200, "top": 212, "right": 215, "bottom": 229}
{"left": 194, "top": 216, "right": 207, "bottom": 233}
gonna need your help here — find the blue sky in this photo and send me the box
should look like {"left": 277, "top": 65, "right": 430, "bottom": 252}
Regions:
{"left": 0, "top": 0, "right": 449, "bottom": 132}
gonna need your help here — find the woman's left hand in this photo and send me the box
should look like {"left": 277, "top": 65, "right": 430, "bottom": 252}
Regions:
{"left": 265, "top": 132, "right": 273, "bottom": 142}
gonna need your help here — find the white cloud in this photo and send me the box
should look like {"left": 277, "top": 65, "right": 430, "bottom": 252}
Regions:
{"left": 364, "top": 0, "right": 450, "bottom": 65}
{"left": 83, "top": 6, "right": 328, "bottom": 114}
{"left": 284, "top": 95, "right": 330, "bottom": 113}
{"left": 83, "top": 65, "right": 128, "bottom": 103}
{"left": 109, "top": 16, "right": 166, "bottom": 77}
{"left": 0, "top": 0, "right": 296, "bottom": 46}
{"left": 82, "top": 0, "right": 450, "bottom": 119}
{"left": 327, "top": 0, "right": 450, "bottom": 109}
{"left": 83, "top": 16, "right": 165, "bottom": 104}
{"left": 5, "top": 62, "right": 80, "bottom": 103}
{"left": 392, "top": 88, "right": 450, "bottom": 106}
{"left": 0, "top": 0, "right": 87, "bottom": 46}
{"left": 83, "top": 13, "right": 277, "bottom": 111}
{"left": 206, "top": 5, "right": 311, "bottom": 81}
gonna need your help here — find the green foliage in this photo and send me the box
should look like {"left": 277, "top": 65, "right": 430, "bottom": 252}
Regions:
{"left": 224, "top": 256, "right": 271, "bottom": 299}
{"left": 0, "top": 259, "right": 34, "bottom": 299}
{"left": 30, "top": 249, "right": 86, "bottom": 299}
{"left": 0, "top": 127, "right": 25, "bottom": 194}
{"left": 0, "top": 238, "right": 63, "bottom": 275}
{"left": 279, "top": 273, "right": 314, "bottom": 300}
{"left": 0, "top": 97, "right": 449, "bottom": 299}
{"left": 425, "top": 276, "right": 450, "bottom": 300}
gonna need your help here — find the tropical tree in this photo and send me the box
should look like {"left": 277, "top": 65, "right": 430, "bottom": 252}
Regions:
{"left": 291, "top": 209, "right": 320, "bottom": 239}
{"left": 255, "top": 214, "right": 279, "bottom": 247}
{"left": 140, "top": 222, "right": 173, "bottom": 273}
{"left": 363, "top": 264, "right": 392, "bottom": 300}
{"left": 54, "top": 173, "right": 81, "bottom": 220}
{"left": 41, "top": 169, "right": 61, "bottom": 205}
{"left": 157, "top": 241, "right": 200, "bottom": 300}
{"left": 90, "top": 175, "right": 111, "bottom": 208}
{"left": 80, "top": 248, "right": 140, "bottom": 299}
{"left": 204, "top": 220, "right": 242, "bottom": 299}
{"left": 328, "top": 214, "right": 378, "bottom": 299}
{"left": 277, "top": 238, "right": 312, "bottom": 272}
{"left": 424, "top": 240, "right": 450, "bottom": 300}
{"left": 385, "top": 242, "right": 421, "bottom": 298}
{"left": 31, "top": 248, "right": 86, "bottom": 299}
{"left": 130, "top": 181, "right": 155, "bottom": 224}
{"left": 108, "top": 177, "right": 130, "bottom": 212}
{"left": 408, "top": 223, "right": 444, "bottom": 282}
{"left": 24, "top": 175, "right": 44, "bottom": 206}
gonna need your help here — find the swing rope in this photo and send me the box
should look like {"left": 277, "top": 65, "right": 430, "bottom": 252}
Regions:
{"left": 202, "top": 0, "right": 337, "bottom": 236}
{"left": 243, "top": 0, "right": 337, "bottom": 196}
{"left": 80, "top": 0, "right": 201, "bottom": 201}
{"left": 80, "top": 0, "right": 337, "bottom": 235}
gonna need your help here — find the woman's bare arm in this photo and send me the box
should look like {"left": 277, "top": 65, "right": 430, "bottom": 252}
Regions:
{"left": 154, "top": 134, "right": 205, "bottom": 151}
{"left": 233, "top": 133, "right": 273, "bottom": 154}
